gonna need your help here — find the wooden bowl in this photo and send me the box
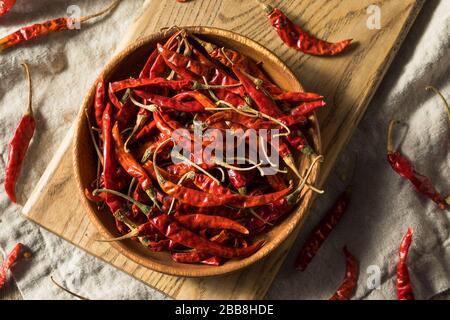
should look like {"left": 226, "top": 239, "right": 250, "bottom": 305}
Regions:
{"left": 73, "top": 26, "right": 321, "bottom": 277}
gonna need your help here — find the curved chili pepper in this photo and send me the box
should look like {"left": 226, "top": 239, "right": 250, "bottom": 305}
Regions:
{"left": 0, "top": 1, "right": 119, "bottom": 51}
{"left": 111, "top": 122, "right": 159, "bottom": 209}
{"left": 290, "top": 100, "right": 326, "bottom": 117}
{"left": 387, "top": 120, "right": 448, "bottom": 210}
{"left": 295, "top": 187, "right": 351, "bottom": 271}
{"left": 0, "top": 0, "right": 16, "bottom": 17}
{"left": 171, "top": 251, "right": 222, "bottom": 266}
{"left": 175, "top": 214, "right": 249, "bottom": 234}
{"left": 134, "top": 91, "right": 204, "bottom": 112}
{"left": 101, "top": 103, "right": 124, "bottom": 214}
{"left": 329, "top": 246, "right": 359, "bottom": 300}
{"left": 135, "top": 120, "right": 156, "bottom": 140}
{"left": 0, "top": 243, "right": 23, "bottom": 289}
{"left": 5, "top": 63, "right": 36, "bottom": 203}
{"left": 140, "top": 30, "right": 182, "bottom": 78}
{"left": 94, "top": 80, "right": 106, "bottom": 128}
{"left": 397, "top": 228, "right": 415, "bottom": 300}
{"left": 173, "top": 91, "right": 216, "bottom": 109}
{"left": 260, "top": 3, "right": 352, "bottom": 56}
{"left": 232, "top": 65, "right": 283, "bottom": 118}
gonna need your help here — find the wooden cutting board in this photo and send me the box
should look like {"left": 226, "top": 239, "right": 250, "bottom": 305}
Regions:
{"left": 22, "top": 0, "right": 424, "bottom": 299}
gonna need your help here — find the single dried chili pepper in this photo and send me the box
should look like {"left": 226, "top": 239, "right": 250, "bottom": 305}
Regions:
{"left": 290, "top": 100, "right": 326, "bottom": 117}
{"left": 171, "top": 251, "right": 221, "bottom": 266}
{"left": 111, "top": 122, "right": 160, "bottom": 209}
{"left": 111, "top": 77, "right": 192, "bottom": 93}
{"left": 295, "top": 185, "right": 351, "bottom": 271}
{"left": 175, "top": 214, "right": 249, "bottom": 234}
{"left": 0, "top": 243, "right": 23, "bottom": 289}
{"left": 4, "top": 63, "right": 36, "bottom": 203}
{"left": 227, "top": 169, "right": 251, "bottom": 194}
{"left": 101, "top": 103, "right": 124, "bottom": 215}
{"left": 397, "top": 228, "right": 415, "bottom": 300}
{"left": 272, "top": 91, "right": 323, "bottom": 102}
{"left": 0, "top": 0, "right": 119, "bottom": 51}
{"left": 387, "top": 120, "right": 448, "bottom": 210}
{"left": 134, "top": 91, "right": 204, "bottom": 112}
{"left": 0, "top": 0, "right": 16, "bottom": 17}
{"left": 329, "top": 246, "right": 359, "bottom": 300}
{"left": 135, "top": 120, "right": 156, "bottom": 140}
{"left": 94, "top": 79, "right": 106, "bottom": 128}
{"left": 259, "top": 2, "right": 352, "bottom": 56}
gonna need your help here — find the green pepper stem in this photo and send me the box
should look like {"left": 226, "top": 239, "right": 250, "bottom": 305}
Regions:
{"left": 93, "top": 188, "right": 151, "bottom": 215}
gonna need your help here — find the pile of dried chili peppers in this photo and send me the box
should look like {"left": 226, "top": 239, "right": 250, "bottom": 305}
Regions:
{"left": 85, "top": 29, "right": 324, "bottom": 265}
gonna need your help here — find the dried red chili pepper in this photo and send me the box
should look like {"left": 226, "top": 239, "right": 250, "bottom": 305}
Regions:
{"left": 397, "top": 228, "right": 415, "bottom": 300}
{"left": 94, "top": 80, "right": 106, "bottom": 128}
{"left": 329, "top": 246, "right": 359, "bottom": 300}
{"left": 171, "top": 251, "right": 221, "bottom": 266}
{"left": 101, "top": 103, "right": 124, "bottom": 215}
{"left": 0, "top": 243, "right": 23, "bottom": 289}
{"left": 295, "top": 186, "right": 351, "bottom": 271}
{"left": 152, "top": 214, "right": 264, "bottom": 258}
{"left": 387, "top": 120, "right": 448, "bottom": 210}
{"left": 175, "top": 214, "right": 249, "bottom": 234}
{"left": 111, "top": 122, "right": 159, "bottom": 209}
{"left": 0, "top": 1, "right": 119, "bottom": 51}
{"left": 4, "top": 63, "right": 36, "bottom": 203}
{"left": 0, "top": 0, "right": 16, "bottom": 17}
{"left": 134, "top": 91, "right": 205, "bottom": 112}
{"left": 259, "top": 2, "right": 352, "bottom": 56}
{"left": 290, "top": 100, "right": 326, "bottom": 117}
{"left": 111, "top": 78, "right": 192, "bottom": 93}
{"left": 272, "top": 92, "right": 323, "bottom": 102}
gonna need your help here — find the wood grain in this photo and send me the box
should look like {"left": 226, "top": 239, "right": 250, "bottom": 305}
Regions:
{"left": 23, "top": 0, "right": 424, "bottom": 299}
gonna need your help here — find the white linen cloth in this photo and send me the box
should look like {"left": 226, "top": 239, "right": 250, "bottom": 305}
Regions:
{"left": 0, "top": 0, "right": 449, "bottom": 300}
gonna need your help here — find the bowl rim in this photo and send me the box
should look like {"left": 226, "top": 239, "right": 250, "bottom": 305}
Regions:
{"left": 73, "top": 26, "right": 322, "bottom": 277}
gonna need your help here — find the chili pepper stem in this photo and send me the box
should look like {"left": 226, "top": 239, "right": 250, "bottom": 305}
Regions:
{"left": 167, "top": 171, "right": 196, "bottom": 214}
{"left": 426, "top": 86, "right": 450, "bottom": 123}
{"left": 50, "top": 276, "right": 89, "bottom": 300}
{"left": 387, "top": 119, "right": 400, "bottom": 154}
{"left": 77, "top": 0, "right": 120, "bottom": 23}
{"left": 21, "top": 63, "right": 33, "bottom": 116}
{"left": 283, "top": 155, "right": 324, "bottom": 194}
{"left": 287, "top": 154, "right": 323, "bottom": 204}
{"left": 96, "top": 228, "right": 140, "bottom": 242}
{"left": 256, "top": 0, "right": 273, "bottom": 14}
{"left": 93, "top": 188, "right": 151, "bottom": 215}
{"left": 84, "top": 107, "right": 104, "bottom": 164}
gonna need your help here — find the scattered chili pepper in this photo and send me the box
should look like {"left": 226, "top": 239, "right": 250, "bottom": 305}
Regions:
{"left": 259, "top": 2, "right": 352, "bottom": 56}
{"left": 0, "top": 0, "right": 16, "bottom": 16}
{"left": 397, "top": 228, "right": 415, "bottom": 300}
{"left": 4, "top": 63, "right": 36, "bottom": 203}
{"left": 0, "top": 243, "right": 23, "bottom": 289}
{"left": 0, "top": 0, "right": 119, "bottom": 51}
{"left": 295, "top": 184, "right": 351, "bottom": 271}
{"left": 329, "top": 246, "right": 359, "bottom": 300}
{"left": 387, "top": 120, "right": 448, "bottom": 210}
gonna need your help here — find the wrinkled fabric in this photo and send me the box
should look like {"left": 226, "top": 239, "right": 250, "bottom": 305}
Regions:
{"left": 1, "top": 0, "right": 449, "bottom": 300}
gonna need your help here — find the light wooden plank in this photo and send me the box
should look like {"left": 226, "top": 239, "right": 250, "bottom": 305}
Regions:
{"left": 23, "top": 0, "right": 424, "bottom": 299}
